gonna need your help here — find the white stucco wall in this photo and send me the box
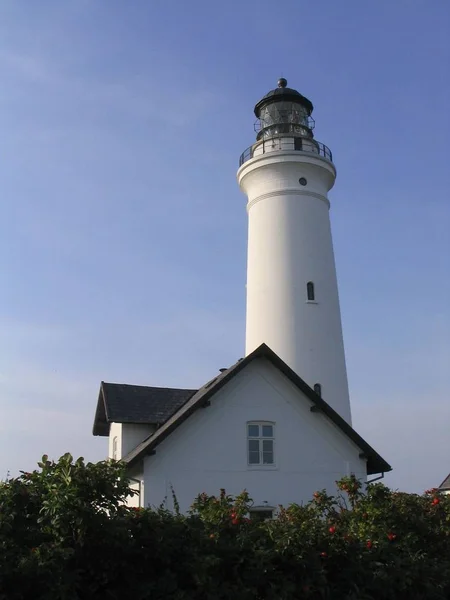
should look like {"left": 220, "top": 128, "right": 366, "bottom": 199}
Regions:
{"left": 237, "top": 146, "right": 352, "bottom": 425}
{"left": 108, "top": 422, "right": 122, "bottom": 459}
{"left": 142, "top": 358, "right": 366, "bottom": 512}
{"left": 126, "top": 463, "right": 145, "bottom": 508}
{"left": 108, "top": 422, "right": 156, "bottom": 460}
{"left": 108, "top": 424, "right": 148, "bottom": 507}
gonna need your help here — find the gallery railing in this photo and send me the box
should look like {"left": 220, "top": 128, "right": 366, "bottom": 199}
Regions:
{"left": 239, "top": 137, "right": 333, "bottom": 167}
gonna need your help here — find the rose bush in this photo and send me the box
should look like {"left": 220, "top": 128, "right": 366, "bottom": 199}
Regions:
{"left": 0, "top": 456, "right": 449, "bottom": 599}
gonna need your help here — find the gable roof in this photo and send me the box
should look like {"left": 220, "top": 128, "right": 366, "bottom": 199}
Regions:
{"left": 438, "top": 473, "right": 450, "bottom": 491}
{"left": 92, "top": 383, "right": 197, "bottom": 436}
{"left": 123, "top": 344, "right": 391, "bottom": 475}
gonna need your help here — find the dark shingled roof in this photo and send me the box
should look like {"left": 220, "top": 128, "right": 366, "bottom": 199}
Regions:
{"left": 92, "top": 383, "right": 197, "bottom": 436}
{"left": 438, "top": 473, "right": 450, "bottom": 491}
{"left": 122, "top": 344, "right": 391, "bottom": 476}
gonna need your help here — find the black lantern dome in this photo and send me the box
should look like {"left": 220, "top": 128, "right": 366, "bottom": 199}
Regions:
{"left": 254, "top": 78, "right": 315, "bottom": 141}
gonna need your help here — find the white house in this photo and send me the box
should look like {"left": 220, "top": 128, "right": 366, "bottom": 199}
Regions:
{"left": 93, "top": 344, "right": 390, "bottom": 512}
{"left": 92, "top": 79, "right": 391, "bottom": 513}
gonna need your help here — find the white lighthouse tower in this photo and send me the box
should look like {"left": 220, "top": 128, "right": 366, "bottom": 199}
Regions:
{"left": 237, "top": 78, "right": 352, "bottom": 424}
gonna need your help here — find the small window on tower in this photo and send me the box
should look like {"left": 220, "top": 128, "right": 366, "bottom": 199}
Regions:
{"left": 294, "top": 138, "right": 303, "bottom": 152}
{"left": 314, "top": 383, "right": 322, "bottom": 397}
{"left": 307, "top": 281, "right": 315, "bottom": 301}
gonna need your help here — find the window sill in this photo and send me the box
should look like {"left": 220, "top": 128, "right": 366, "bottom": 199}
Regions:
{"left": 247, "top": 464, "right": 278, "bottom": 470}
{"left": 305, "top": 300, "right": 318, "bottom": 304}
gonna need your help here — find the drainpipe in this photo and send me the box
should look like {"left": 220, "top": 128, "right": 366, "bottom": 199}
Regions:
{"left": 366, "top": 472, "right": 385, "bottom": 485}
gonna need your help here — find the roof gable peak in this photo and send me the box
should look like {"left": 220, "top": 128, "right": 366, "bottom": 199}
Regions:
{"left": 122, "top": 344, "right": 391, "bottom": 476}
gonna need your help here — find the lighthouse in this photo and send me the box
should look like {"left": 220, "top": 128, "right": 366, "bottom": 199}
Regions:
{"left": 93, "top": 77, "right": 392, "bottom": 508}
{"left": 237, "top": 78, "right": 352, "bottom": 425}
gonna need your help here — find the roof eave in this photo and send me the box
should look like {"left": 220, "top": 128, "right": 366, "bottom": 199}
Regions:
{"left": 92, "top": 382, "right": 110, "bottom": 437}
{"left": 438, "top": 473, "right": 450, "bottom": 491}
{"left": 367, "top": 458, "right": 392, "bottom": 476}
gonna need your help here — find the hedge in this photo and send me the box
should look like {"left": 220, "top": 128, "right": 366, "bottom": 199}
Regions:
{"left": 0, "top": 454, "right": 449, "bottom": 599}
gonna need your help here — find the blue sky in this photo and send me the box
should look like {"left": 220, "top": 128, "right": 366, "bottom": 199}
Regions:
{"left": 1, "top": 0, "right": 449, "bottom": 493}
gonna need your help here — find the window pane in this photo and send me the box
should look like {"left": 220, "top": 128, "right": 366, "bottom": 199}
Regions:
{"left": 249, "top": 451, "right": 260, "bottom": 464}
{"left": 248, "top": 440, "right": 260, "bottom": 452}
{"left": 262, "top": 425, "right": 273, "bottom": 437}
{"left": 262, "top": 440, "right": 274, "bottom": 464}
{"left": 248, "top": 424, "right": 259, "bottom": 437}
{"left": 262, "top": 451, "right": 274, "bottom": 464}
{"left": 262, "top": 440, "right": 273, "bottom": 452}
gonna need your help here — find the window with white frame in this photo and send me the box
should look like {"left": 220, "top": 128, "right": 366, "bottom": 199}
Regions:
{"left": 247, "top": 422, "right": 275, "bottom": 466}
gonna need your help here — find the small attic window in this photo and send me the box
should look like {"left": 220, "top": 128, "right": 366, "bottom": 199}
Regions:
{"left": 313, "top": 383, "right": 322, "bottom": 397}
{"left": 307, "top": 281, "right": 315, "bottom": 301}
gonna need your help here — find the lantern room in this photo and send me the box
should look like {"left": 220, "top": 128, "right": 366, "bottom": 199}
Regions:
{"left": 254, "top": 78, "right": 316, "bottom": 140}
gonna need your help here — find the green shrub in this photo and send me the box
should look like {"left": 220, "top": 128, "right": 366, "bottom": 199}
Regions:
{"left": 0, "top": 455, "right": 449, "bottom": 599}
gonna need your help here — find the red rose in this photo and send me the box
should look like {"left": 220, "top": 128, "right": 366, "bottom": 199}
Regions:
{"left": 230, "top": 511, "right": 237, "bottom": 518}
{"left": 231, "top": 518, "right": 239, "bottom": 525}
{"left": 387, "top": 532, "right": 396, "bottom": 541}
{"left": 432, "top": 498, "right": 440, "bottom": 506}
{"left": 366, "top": 540, "right": 373, "bottom": 549}
{"left": 328, "top": 526, "right": 336, "bottom": 534}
